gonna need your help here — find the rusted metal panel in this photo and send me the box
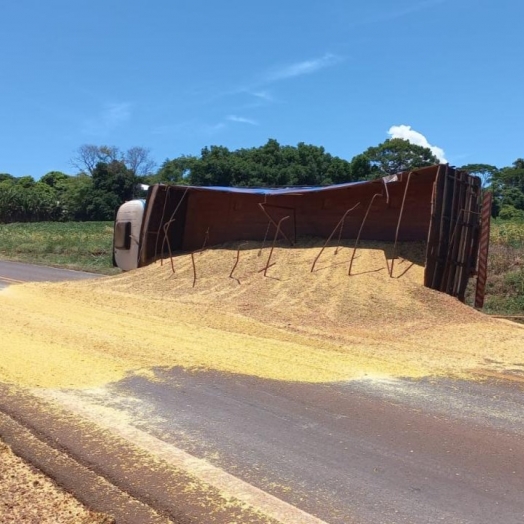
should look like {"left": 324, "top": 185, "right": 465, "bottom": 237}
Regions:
{"left": 424, "top": 166, "right": 445, "bottom": 288}
{"left": 426, "top": 164, "right": 451, "bottom": 290}
{"left": 443, "top": 171, "right": 468, "bottom": 296}
{"left": 424, "top": 167, "right": 482, "bottom": 300}
{"left": 138, "top": 184, "right": 161, "bottom": 267}
{"left": 443, "top": 170, "right": 466, "bottom": 295}
{"left": 138, "top": 185, "right": 189, "bottom": 266}
{"left": 475, "top": 191, "right": 493, "bottom": 309}
{"left": 457, "top": 181, "right": 481, "bottom": 301}
{"left": 174, "top": 171, "right": 436, "bottom": 252}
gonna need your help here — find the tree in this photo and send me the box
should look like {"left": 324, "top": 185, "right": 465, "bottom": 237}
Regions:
{"left": 40, "top": 171, "right": 70, "bottom": 189}
{"left": 71, "top": 144, "right": 155, "bottom": 177}
{"left": 0, "top": 173, "right": 14, "bottom": 183}
{"left": 495, "top": 159, "right": 524, "bottom": 192}
{"left": 81, "top": 161, "right": 137, "bottom": 220}
{"left": 349, "top": 154, "right": 372, "bottom": 181}
{"left": 148, "top": 156, "right": 195, "bottom": 184}
{"left": 0, "top": 177, "right": 62, "bottom": 223}
{"left": 71, "top": 145, "right": 119, "bottom": 175}
{"left": 491, "top": 159, "right": 524, "bottom": 218}
{"left": 60, "top": 174, "right": 94, "bottom": 221}
{"left": 460, "top": 164, "right": 498, "bottom": 188}
{"left": 356, "top": 138, "right": 440, "bottom": 178}
{"left": 190, "top": 145, "right": 234, "bottom": 186}
{"left": 125, "top": 147, "right": 156, "bottom": 177}
{"left": 16, "top": 176, "right": 36, "bottom": 189}
{"left": 30, "top": 182, "right": 62, "bottom": 221}
{"left": 172, "top": 139, "right": 355, "bottom": 187}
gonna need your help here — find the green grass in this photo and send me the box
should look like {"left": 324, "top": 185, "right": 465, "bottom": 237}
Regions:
{"left": 0, "top": 222, "right": 119, "bottom": 274}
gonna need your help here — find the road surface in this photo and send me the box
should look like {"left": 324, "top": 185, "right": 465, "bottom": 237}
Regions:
{"left": 39, "top": 368, "right": 520, "bottom": 524}
{"left": 0, "top": 259, "right": 101, "bottom": 289}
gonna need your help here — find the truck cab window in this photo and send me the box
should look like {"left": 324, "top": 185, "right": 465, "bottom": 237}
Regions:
{"left": 114, "top": 221, "right": 132, "bottom": 250}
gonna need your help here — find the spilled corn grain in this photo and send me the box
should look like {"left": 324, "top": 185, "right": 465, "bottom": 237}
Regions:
{"left": 1, "top": 240, "right": 523, "bottom": 389}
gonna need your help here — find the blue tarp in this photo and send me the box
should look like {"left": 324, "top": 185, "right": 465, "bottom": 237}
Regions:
{"left": 172, "top": 179, "right": 376, "bottom": 196}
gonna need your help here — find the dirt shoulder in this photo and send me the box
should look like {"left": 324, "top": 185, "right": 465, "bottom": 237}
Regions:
{"left": 0, "top": 439, "right": 112, "bottom": 524}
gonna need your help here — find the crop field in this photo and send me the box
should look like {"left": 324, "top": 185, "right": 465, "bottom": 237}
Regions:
{"left": 484, "top": 220, "right": 524, "bottom": 315}
{"left": 0, "top": 222, "right": 118, "bottom": 274}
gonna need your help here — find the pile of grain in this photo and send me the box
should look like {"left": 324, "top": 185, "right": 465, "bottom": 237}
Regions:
{"left": 1, "top": 240, "right": 523, "bottom": 389}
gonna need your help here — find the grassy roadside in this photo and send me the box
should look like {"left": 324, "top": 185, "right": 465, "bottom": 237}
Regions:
{"left": 0, "top": 222, "right": 119, "bottom": 275}
{"left": 0, "top": 220, "right": 522, "bottom": 314}
{"left": 483, "top": 220, "right": 524, "bottom": 316}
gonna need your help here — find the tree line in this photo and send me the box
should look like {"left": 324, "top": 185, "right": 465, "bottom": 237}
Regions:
{"left": 1, "top": 140, "right": 523, "bottom": 223}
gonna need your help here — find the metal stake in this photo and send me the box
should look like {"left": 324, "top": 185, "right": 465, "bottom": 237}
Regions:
{"left": 390, "top": 172, "right": 413, "bottom": 277}
{"left": 261, "top": 215, "right": 290, "bottom": 277}
{"left": 310, "top": 203, "right": 360, "bottom": 273}
{"left": 348, "top": 193, "right": 383, "bottom": 276}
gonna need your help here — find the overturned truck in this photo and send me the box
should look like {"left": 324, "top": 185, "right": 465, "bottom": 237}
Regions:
{"left": 113, "top": 164, "right": 491, "bottom": 305}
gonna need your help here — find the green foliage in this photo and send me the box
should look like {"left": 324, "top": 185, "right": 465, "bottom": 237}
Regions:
{"left": 489, "top": 159, "right": 524, "bottom": 218}
{"left": 0, "top": 178, "right": 62, "bottom": 223}
{"left": 3, "top": 140, "right": 524, "bottom": 240}
{"left": 158, "top": 139, "right": 355, "bottom": 187}
{"left": 349, "top": 154, "right": 372, "bottom": 180}
{"left": 490, "top": 220, "right": 524, "bottom": 247}
{"left": 356, "top": 138, "right": 439, "bottom": 177}
{"left": 147, "top": 156, "right": 196, "bottom": 184}
{"left": 459, "top": 163, "right": 498, "bottom": 188}
{"left": 16, "top": 175, "right": 36, "bottom": 189}
{"left": 40, "top": 171, "right": 69, "bottom": 188}
{"left": 60, "top": 174, "right": 94, "bottom": 221}
{"left": 498, "top": 205, "right": 524, "bottom": 221}
{"left": 481, "top": 221, "right": 524, "bottom": 315}
{"left": 0, "top": 160, "right": 137, "bottom": 223}
{"left": 84, "top": 161, "right": 137, "bottom": 221}
{"left": 0, "top": 221, "right": 118, "bottom": 273}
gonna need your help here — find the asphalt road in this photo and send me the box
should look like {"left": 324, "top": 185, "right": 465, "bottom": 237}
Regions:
{"left": 51, "top": 369, "right": 524, "bottom": 524}
{"left": 0, "top": 259, "right": 101, "bottom": 289}
{"left": 2, "top": 260, "right": 523, "bottom": 523}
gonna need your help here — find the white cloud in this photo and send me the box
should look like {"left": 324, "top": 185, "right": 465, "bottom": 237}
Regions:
{"left": 264, "top": 53, "right": 342, "bottom": 83}
{"left": 388, "top": 125, "right": 447, "bottom": 163}
{"left": 250, "top": 90, "right": 274, "bottom": 102}
{"left": 83, "top": 102, "right": 131, "bottom": 136}
{"left": 358, "top": 0, "right": 448, "bottom": 25}
{"left": 151, "top": 119, "right": 225, "bottom": 137}
{"left": 104, "top": 102, "right": 131, "bottom": 127}
{"left": 386, "top": 0, "right": 447, "bottom": 20}
{"left": 227, "top": 115, "right": 259, "bottom": 126}
{"left": 214, "top": 53, "right": 342, "bottom": 111}
{"left": 202, "top": 122, "right": 226, "bottom": 134}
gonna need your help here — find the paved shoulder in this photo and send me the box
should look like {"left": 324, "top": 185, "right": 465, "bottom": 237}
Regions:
{"left": 0, "top": 260, "right": 102, "bottom": 286}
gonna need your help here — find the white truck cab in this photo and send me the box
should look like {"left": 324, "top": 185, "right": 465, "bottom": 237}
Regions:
{"left": 113, "top": 199, "right": 145, "bottom": 271}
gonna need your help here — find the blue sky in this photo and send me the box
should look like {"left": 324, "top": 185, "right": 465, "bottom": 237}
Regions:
{"left": 1, "top": 0, "right": 522, "bottom": 178}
